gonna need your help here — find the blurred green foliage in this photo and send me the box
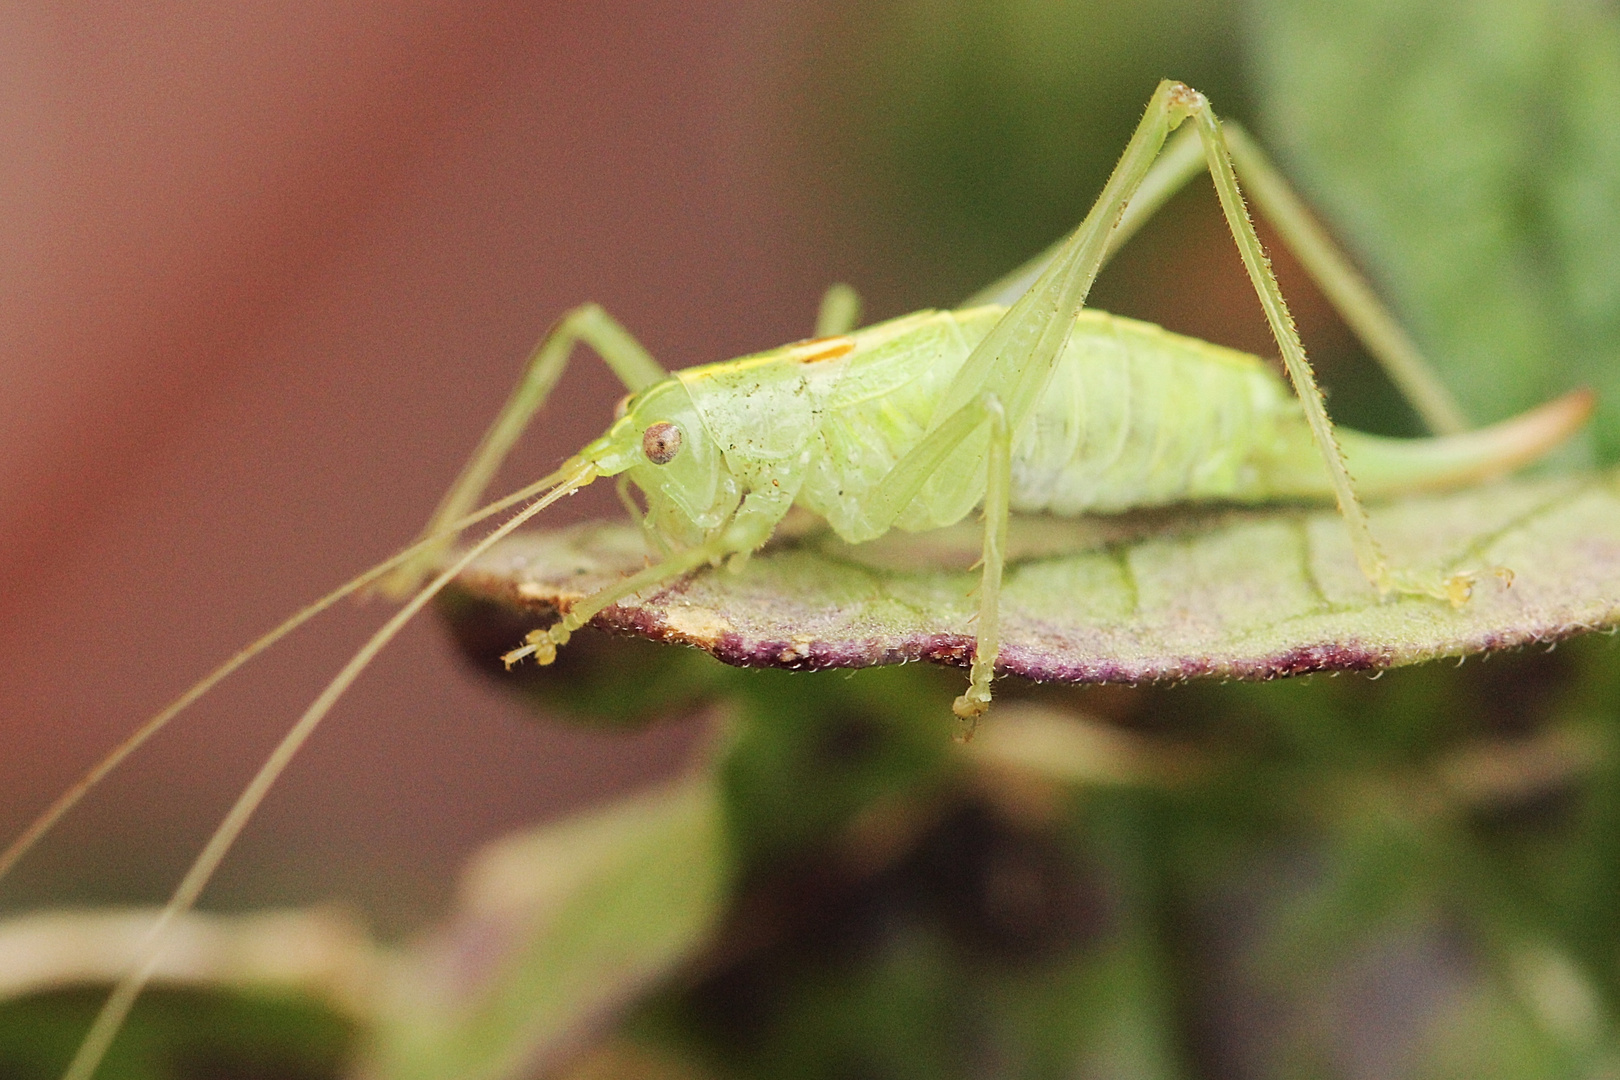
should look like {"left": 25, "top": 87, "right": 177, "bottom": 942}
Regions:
{"left": 366, "top": 765, "right": 728, "bottom": 1080}
{"left": 437, "top": 596, "right": 1620, "bottom": 1077}
{"left": 0, "top": 987, "right": 352, "bottom": 1080}
{"left": 1249, "top": 0, "right": 1620, "bottom": 460}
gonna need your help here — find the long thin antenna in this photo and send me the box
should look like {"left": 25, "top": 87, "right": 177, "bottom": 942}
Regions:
{"left": 0, "top": 465, "right": 578, "bottom": 890}
{"left": 62, "top": 459, "right": 597, "bottom": 1080}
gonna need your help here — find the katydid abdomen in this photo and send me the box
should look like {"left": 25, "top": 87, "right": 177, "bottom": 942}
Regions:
{"left": 793, "top": 304, "right": 1590, "bottom": 539}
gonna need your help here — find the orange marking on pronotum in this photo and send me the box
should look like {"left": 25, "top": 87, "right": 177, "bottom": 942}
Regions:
{"left": 794, "top": 336, "right": 856, "bottom": 364}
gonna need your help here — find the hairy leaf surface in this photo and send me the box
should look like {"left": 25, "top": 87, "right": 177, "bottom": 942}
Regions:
{"left": 451, "top": 472, "right": 1620, "bottom": 685}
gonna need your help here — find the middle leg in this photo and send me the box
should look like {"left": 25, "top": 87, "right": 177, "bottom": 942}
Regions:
{"left": 952, "top": 395, "right": 1011, "bottom": 736}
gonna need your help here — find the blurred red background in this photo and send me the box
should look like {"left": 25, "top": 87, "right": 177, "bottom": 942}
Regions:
{"left": 0, "top": 0, "right": 844, "bottom": 932}
{"left": 0, "top": 0, "right": 1356, "bottom": 935}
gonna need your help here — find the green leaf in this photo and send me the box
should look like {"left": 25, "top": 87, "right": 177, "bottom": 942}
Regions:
{"left": 0, "top": 908, "right": 375, "bottom": 1080}
{"left": 1248, "top": 0, "right": 1620, "bottom": 458}
{"left": 1410, "top": 955, "right": 1601, "bottom": 1080}
{"left": 450, "top": 471, "right": 1620, "bottom": 687}
{"left": 0, "top": 987, "right": 356, "bottom": 1080}
{"left": 364, "top": 769, "right": 728, "bottom": 1080}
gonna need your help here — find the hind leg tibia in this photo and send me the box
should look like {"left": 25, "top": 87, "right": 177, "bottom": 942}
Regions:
{"left": 1179, "top": 91, "right": 1464, "bottom": 602}
{"left": 1220, "top": 124, "right": 1467, "bottom": 437}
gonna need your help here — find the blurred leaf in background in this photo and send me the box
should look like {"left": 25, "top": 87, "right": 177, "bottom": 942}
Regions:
{"left": 1248, "top": 0, "right": 1620, "bottom": 458}
{"left": 0, "top": 987, "right": 354, "bottom": 1080}
{"left": 613, "top": 669, "right": 1188, "bottom": 1080}
{"left": 366, "top": 767, "right": 729, "bottom": 1080}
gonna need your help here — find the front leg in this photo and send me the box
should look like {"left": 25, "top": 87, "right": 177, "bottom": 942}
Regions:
{"left": 504, "top": 482, "right": 798, "bottom": 667}
{"left": 382, "top": 303, "right": 664, "bottom": 596}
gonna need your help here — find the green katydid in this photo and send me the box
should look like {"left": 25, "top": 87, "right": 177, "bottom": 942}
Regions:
{"left": 12, "top": 80, "right": 1593, "bottom": 1080}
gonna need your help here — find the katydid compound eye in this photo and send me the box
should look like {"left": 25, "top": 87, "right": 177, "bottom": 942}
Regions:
{"left": 642, "top": 421, "right": 683, "bottom": 464}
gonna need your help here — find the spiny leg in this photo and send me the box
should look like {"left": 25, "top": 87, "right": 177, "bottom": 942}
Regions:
{"left": 1220, "top": 123, "right": 1467, "bottom": 436}
{"left": 382, "top": 303, "right": 663, "bottom": 595}
{"left": 932, "top": 80, "right": 1205, "bottom": 434}
{"left": 952, "top": 395, "right": 1011, "bottom": 736}
{"left": 850, "top": 390, "right": 1009, "bottom": 719}
{"left": 882, "top": 82, "right": 1466, "bottom": 732}
{"left": 1185, "top": 93, "right": 1464, "bottom": 601}
{"left": 505, "top": 484, "right": 800, "bottom": 667}
{"left": 966, "top": 120, "right": 1467, "bottom": 442}
{"left": 874, "top": 85, "right": 1223, "bottom": 532}
{"left": 964, "top": 125, "right": 1207, "bottom": 309}
{"left": 501, "top": 539, "right": 725, "bottom": 667}
{"left": 857, "top": 83, "right": 1222, "bottom": 720}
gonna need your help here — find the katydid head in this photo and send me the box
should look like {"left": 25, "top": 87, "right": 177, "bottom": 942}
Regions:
{"left": 577, "top": 376, "right": 741, "bottom": 546}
